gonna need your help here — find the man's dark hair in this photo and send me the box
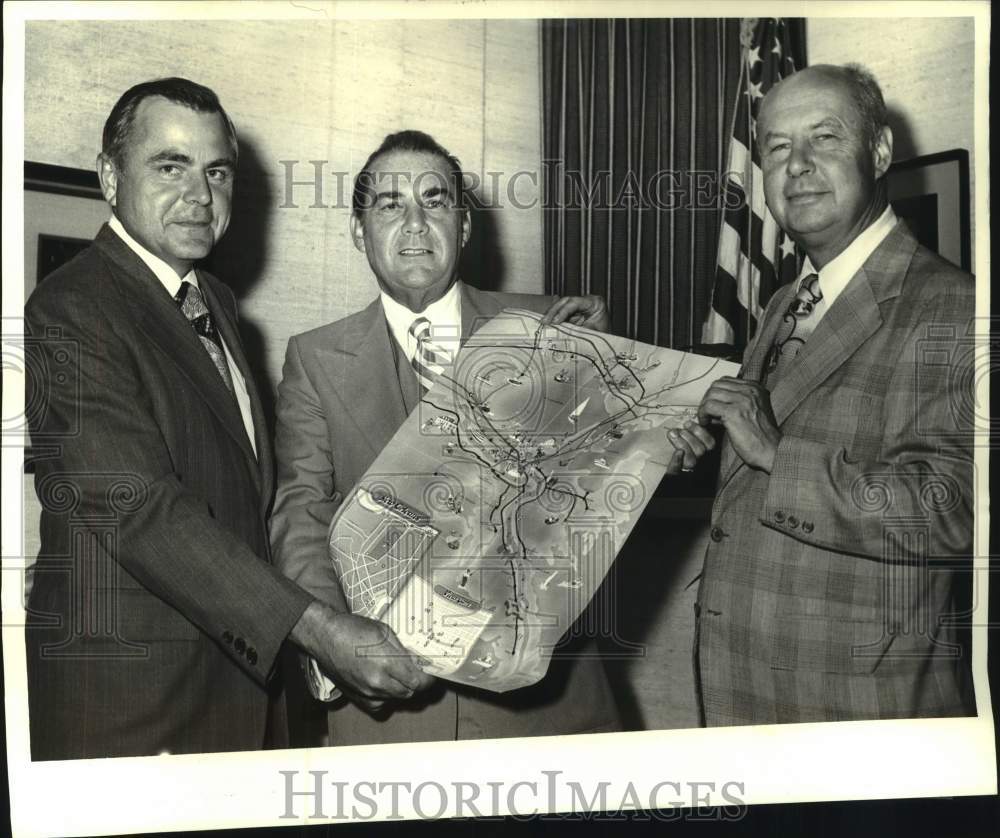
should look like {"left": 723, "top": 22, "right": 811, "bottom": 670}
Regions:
{"left": 101, "top": 77, "right": 238, "bottom": 167}
{"left": 352, "top": 129, "right": 465, "bottom": 217}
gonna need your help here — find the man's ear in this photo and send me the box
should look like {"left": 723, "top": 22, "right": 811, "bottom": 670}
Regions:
{"left": 872, "top": 125, "right": 893, "bottom": 180}
{"left": 349, "top": 213, "right": 366, "bottom": 254}
{"left": 460, "top": 208, "right": 471, "bottom": 248}
{"left": 96, "top": 154, "right": 118, "bottom": 207}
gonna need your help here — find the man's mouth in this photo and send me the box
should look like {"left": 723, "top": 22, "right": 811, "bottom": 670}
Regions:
{"left": 173, "top": 219, "right": 212, "bottom": 228}
{"left": 785, "top": 191, "right": 827, "bottom": 204}
{"left": 399, "top": 247, "right": 432, "bottom": 256}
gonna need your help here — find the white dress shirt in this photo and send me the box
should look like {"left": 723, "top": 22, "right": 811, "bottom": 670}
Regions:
{"left": 108, "top": 215, "right": 257, "bottom": 456}
{"left": 795, "top": 206, "right": 898, "bottom": 323}
{"left": 380, "top": 279, "right": 463, "bottom": 365}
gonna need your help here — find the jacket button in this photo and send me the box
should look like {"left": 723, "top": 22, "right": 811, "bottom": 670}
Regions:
{"left": 774, "top": 510, "right": 785, "bottom": 523}
{"left": 787, "top": 515, "right": 799, "bottom": 528}
{"left": 246, "top": 647, "right": 258, "bottom": 666}
{"left": 222, "top": 631, "right": 233, "bottom": 644}
{"left": 234, "top": 637, "right": 246, "bottom": 655}
{"left": 710, "top": 526, "right": 727, "bottom": 542}
{"left": 802, "top": 521, "right": 814, "bottom": 533}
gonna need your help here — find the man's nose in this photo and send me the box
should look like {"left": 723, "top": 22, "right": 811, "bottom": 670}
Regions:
{"left": 403, "top": 202, "right": 428, "bottom": 233}
{"left": 786, "top": 142, "right": 814, "bottom": 177}
{"left": 183, "top": 172, "right": 212, "bottom": 205}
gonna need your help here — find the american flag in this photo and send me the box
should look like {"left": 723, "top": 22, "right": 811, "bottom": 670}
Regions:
{"left": 702, "top": 18, "right": 801, "bottom": 348}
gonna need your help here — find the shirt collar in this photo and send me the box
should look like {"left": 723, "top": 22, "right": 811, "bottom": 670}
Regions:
{"left": 380, "top": 280, "right": 463, "bottom": 362}
{"left": 108, "top": 214, "right": 197, "bottom": 297}
{"left": 798, "top": 205, "right": 898, "bottom": 309}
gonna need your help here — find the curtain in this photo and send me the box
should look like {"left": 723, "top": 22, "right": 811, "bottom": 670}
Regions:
{"left": 541, "top": 18, "right": 804, "bottom": 349}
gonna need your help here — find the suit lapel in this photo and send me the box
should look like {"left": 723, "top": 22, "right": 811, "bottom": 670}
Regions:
{"left": 318, "top": 298, "right": 409, "bottom": 458}
{"left": 767, "top": 222, "right": 916, "bottom": 425}
{"left": 717, "top": 222, "right": 916, "bottom": 491}
{"left": 94, "top": 227, "right": 260, "bottom": 479}
{"left": 767, "top": 273, "right": 882, "bottom": 425}
{"left": 460, "top": 283, "right": 500, "bottom": 340}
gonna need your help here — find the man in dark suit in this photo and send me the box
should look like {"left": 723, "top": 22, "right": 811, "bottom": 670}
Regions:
{"left": 271, "top": 130, "right": 626, "bottom": 744}
{"left": 25, "top": 79, "right": 431, "bottom": 760}
{"left": 675, "top": 64, "right": 976, "bottom": 724}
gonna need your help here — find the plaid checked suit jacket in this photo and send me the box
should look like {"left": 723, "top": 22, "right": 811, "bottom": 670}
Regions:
{"left": 695, "top": 222, "right": 976, "bottom": 725}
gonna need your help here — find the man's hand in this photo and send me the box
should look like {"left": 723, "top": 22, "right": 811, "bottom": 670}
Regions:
{"left": 290, "top": 600, "right": 435, "bottom": 714}
{"left": 664, "top": 420, "right": 717, "bottom": 474}
{"left": 697, "top": 377, "right": 781, "bottom": 472}
{"left": 541, "top": 295, "right": 610, "bottom": 331}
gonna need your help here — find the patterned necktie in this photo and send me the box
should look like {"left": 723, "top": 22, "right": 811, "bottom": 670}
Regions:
{"left": 761, "top": 273, "right": 823, "bottom": 384}
{"left": 408, "top": 316, "right": 450, "bottom": 394}
{"left": 174, "top": 281, "right": 235, "bottom": 393}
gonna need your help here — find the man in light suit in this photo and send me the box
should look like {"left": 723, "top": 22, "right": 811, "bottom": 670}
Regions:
{"left": 25, "top": 79, "right": 430, "bottom": 760}
{"left": 675, "top": 64, "right": 976, "bottom": 724}
{"left": 271, "top": 130, "right": 625, "bottom": 744}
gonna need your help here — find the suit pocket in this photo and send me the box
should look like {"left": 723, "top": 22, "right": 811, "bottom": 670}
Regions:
{"left": 770, "top": 615, "right": 895, "bottom": 675}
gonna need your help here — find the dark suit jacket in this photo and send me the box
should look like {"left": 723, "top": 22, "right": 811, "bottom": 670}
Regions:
{"left": 24, "top": 224, "right": 314, "bottom": 760}
{"left": 271, "top": 283, "right": 622, "bottom": 745}
{"left": 696, "top": 223, "right": 976, "bottom": 725}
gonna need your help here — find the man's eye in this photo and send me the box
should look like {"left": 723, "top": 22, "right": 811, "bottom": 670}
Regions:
{"left": 207, "top": 169, "right": 231, "bottom": 183}
{"left": 768, "top": 143, "right": 790, "bottom": 155}
{"left": 423, "top": 198, "right": 445, "bottom": 209}
{"left": 379, "top": 201, "right": 401, "bottom": 212}
{"left": 814, "top": 133, "right": 837, "bottom": 142}
{"left": 159, "top": 164, "right": 181, "bottom": 176}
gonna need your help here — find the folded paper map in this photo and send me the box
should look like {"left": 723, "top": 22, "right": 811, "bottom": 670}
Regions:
{"left": 325, "top": 309, "right": 738, "bottom": 692}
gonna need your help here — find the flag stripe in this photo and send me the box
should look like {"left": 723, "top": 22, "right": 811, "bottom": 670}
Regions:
{"left": 702, "top": 17, "right": 802, "bottom": 350}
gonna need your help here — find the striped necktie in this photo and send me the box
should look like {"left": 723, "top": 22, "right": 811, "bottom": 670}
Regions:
{"left": 408, "top": 316, "right": 450, "bottom": 394}
{"left": 174, "top": 281, "right": 235, "bottom": 393}
{"left": 761, "top": 272, "right": 823, "bottom": 385}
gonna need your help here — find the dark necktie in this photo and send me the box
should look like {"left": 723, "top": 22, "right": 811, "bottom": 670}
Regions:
{"left": 409, "top": 316, "right": 449, "bottom": 394}
{"left": 174, "top": 281, "right": 235, "bottom": 393}
{"left": 761, "top": 273, "right": 823, "bottom": 385}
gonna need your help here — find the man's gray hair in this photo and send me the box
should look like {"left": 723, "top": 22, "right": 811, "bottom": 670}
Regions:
{"left": 839, "top": 63, "right": 889, "bottom": 151}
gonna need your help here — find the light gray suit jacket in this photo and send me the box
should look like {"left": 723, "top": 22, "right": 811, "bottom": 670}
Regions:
{"left": 271, "top": 282, "right": 622, "bottom": 744}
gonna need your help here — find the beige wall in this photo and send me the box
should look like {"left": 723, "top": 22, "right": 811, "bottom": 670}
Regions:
{"left": 25, "top": 19, "right": 545, "bottom": 391}
{"left": 806, "top": 16, "right": 977, "bottom": 244}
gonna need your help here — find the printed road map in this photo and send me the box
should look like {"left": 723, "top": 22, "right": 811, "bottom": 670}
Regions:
{"left": 326, "top": 310, "right": 738, "bottom": 692}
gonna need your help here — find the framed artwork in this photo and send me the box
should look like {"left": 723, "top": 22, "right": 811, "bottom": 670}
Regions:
{"left": 24, "top": 161, "right": 108, "bottom": 298}
{"left": 887, "top": 149, "right": 971, "bottom": 272}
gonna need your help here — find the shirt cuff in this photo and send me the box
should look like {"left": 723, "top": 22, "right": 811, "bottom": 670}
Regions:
{"left": 306, "top": 656, "right": 343, "bottom": 703}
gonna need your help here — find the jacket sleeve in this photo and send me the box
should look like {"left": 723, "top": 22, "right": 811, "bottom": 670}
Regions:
{"left": 761, "top": 283, "right": 975, "bottom": 562}
{"left": 269, "top": 336, "right": 349, "bottom": 610}
{"left": 25, "top": 282, "right": 313, "bottom": 683}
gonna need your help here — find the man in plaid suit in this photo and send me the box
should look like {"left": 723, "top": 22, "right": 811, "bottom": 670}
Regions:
{"left": 674, "top": 64, "right": 976, "bottom": 724}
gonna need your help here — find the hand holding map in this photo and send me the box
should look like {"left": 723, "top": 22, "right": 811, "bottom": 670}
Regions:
{"left": 324, "top": 310, "right": 738, "bottom": 692}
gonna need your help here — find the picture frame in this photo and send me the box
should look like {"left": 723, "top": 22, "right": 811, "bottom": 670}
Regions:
{"left": 887, "top": 148, "right": 971, "bottom": 272}
{"left": 23, "top": 161, "right": 108, "bottom": 298}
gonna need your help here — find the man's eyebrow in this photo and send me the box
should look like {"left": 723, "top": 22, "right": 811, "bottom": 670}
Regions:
{"left": 419, "top": 184, "right": 453, "bottom": 200}
{"left": 147, "top": 150, "right": 193, "bottom": 166}
{"left": 809, "top": 117, "right": 845, "bottom": 131}
{"left": 146, "top": 150, "right": 235, "bottom": 169}
{"left": 374, "top": 189, "right": 402, "bottom": 202}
